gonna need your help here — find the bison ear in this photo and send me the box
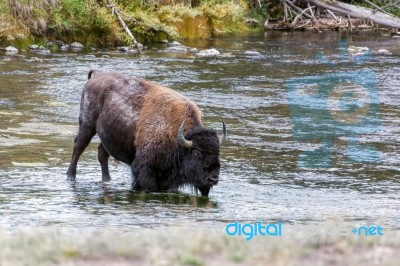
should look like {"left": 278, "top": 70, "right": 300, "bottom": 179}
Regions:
{"left": 178, "top": 121, "right": 193, "bottom": 148}
{"left": 219, "top": 121, "right": 227, "bottom": 145}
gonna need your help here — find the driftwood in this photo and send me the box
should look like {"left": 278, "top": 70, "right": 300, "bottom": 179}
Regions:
{"left": 281, "top": 0, "right": 289, "bottom": 22}
{"left": 302, "top": 0, "right": 400, "bottom": 29}
{"left": 265, "top": 0, "right": 400, "bottom": 32}
{"left": 107, "top": 0, "right": 141, "bottom": 52}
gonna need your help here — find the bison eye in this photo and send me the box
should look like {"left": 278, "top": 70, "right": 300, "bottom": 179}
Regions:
{"left": 193, "top": 150, "right": 202, "bottom": 158}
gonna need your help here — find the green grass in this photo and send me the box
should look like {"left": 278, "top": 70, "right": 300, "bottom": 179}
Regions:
{"left": 0, "top": 0, "right": 253, "bottom": 48}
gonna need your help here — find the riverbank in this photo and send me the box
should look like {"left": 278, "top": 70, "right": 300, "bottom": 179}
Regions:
{"left": 2, "top": 1, "right": 400, "bottom": 51}
{"left": 0, "top": 226, "right": 398, "bottom": 266}
{"left": 0, "top": 0, "right": 254, "bottom": 49}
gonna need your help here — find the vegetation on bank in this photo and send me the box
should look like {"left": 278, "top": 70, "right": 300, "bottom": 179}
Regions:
{"left": 1, "top": 1, "right": 399, "bottom": 48}
{"left": 0, "top": 0, "right": 253, "bottom": 48}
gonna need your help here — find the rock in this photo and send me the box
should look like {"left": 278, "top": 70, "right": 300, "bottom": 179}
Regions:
{"left": 35, "top": 49, "right": 51, "bottom": 55}
{"left": 60, "top": 45, "right": 69, "bottom": 51}
{"left": 347, "top": 46, "right": 370, "bottom": 57}
{"left": 347, "top": 46, "right": 369, "bottom": 53}
{"left": 164, "top": 46, "right": 188, "bottom": 53}
{"left": 46, "top": 41, "right": 55, "bottom": 47}
{"left": 25, "top": 57, "right": 43, "bottom": 63}
{"left": 196, "top": 48, "right": 220, "bottom": 57}
{"left": 118, "top": 47, "right": 129, "bottom": 52}
{"left": 29, "top": 45, "right": 50, "bottom": 55}
{"left": 169, "top": 41, "right": 182, "bottom": 47}
{"left": 189, "top": 48, "right": 198, "bottom": 53}
{"left": 159, "top": 39, "right": 169, "bottom": 44}
{"left": 358, "top": 46, "right": 369, "bottom": 51}
{"left": 5, "top": 46, "right": 18, "bottom": 54}
{"left": 244, "top": 51, "right": 262, "bottom": 57}
{"left": 29, "top": 44, "right": 39, "bottom": 50}
{"left": 135, "top": 43, "right": 144, "bottom": 50}
{"left": 118, "top": 46, "right": 140, "bottom": 53}
{"left": 70, "top": 42, "right": 84, "bottom": 49}
{"left": 55, "top": 40, "right": 65, "bottom": 47}
{"left": 244, "top": 18, "right": 259, "bottom": 26}
{"left": 376, "top": 49, "right": 392, "bottom": 55}
{"left": 90, "top": 47, "right": 96, "bottom": 52}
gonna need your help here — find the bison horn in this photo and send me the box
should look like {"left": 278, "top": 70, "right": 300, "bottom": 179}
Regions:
{"left": 178, "top": 121, "right": 193, "bottom": 148}
{"left": 219, "top": 121, "right": 227, "bottom": 145}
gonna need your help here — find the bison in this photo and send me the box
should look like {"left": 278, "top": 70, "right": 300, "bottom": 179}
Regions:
{"left": 66, "top": 70, "right": 227, "bottom": 197}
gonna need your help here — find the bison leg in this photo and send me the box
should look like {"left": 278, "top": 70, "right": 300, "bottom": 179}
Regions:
{"left": 98, "top": 143, "right": 111, "bottom": 182}
{"left": 66, "top": 125, "right": 96, "bottom": 180}
{"left": 132, "top": 163, "right": 158, "bottom": 192}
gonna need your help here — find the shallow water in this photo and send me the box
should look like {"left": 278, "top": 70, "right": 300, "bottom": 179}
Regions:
{"left": 1, "top": 31, "right": 399, "bottom": 233}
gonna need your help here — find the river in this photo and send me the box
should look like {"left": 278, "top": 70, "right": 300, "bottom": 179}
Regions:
{"left": 0, "top": 31, "right": 399, "bottom": 234}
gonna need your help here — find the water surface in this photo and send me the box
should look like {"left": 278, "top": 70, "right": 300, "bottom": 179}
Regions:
{"left": 1, "top": 31, "right": 399, "bottom": 233}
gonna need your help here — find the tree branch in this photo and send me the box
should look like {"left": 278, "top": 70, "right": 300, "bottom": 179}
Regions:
{"left": 363, "top": 0, "right": 391, "bottom": 15}
{"left": 301, "top": 0, "right": 400, "bottom": 28}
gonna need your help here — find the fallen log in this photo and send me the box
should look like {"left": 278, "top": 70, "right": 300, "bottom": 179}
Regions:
{"left": 301, "top": 0, "right": 400, "bottom": 28}
{"left": 107, "top": 0, "right": 141, "bottom": 52}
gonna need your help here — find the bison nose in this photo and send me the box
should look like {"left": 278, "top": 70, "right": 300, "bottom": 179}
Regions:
{"left": 207, "top": 176, "right": 219, "bottom": 185}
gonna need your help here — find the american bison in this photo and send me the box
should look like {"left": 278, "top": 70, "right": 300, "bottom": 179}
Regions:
{"left": 66, "top": 70, "right": 227, "bottom": 196}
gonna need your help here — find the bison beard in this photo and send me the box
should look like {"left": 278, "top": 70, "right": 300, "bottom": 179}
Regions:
{"left": 66, "top": 70, "right": 227, "bottom": 197}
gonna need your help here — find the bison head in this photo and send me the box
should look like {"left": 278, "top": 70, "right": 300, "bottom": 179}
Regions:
{"left": 178, "top": 121, "right": 227, "bottom": 197}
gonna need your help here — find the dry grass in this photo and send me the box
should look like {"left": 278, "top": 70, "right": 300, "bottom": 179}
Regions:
{"left": 0, "top": 225, "right": 398, "bottom": 266}
{"left": 8, "top": 0, "right": 58, "bottom": 35}
{"left": 156, "top": 1, "right": 249, "bottom": 39}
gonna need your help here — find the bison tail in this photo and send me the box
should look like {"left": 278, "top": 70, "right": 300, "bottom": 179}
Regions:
{"left": 88, "top": 69, "right": 96, "bottom": 80}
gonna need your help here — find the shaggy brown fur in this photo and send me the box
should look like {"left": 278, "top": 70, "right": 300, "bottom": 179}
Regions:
{"left": 66, "top": 70, "right": 226, "bottom": 196}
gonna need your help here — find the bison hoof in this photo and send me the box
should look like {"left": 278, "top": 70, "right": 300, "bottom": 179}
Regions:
{"left": 198, "top": 186, "right": 211, "bottom": 197}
